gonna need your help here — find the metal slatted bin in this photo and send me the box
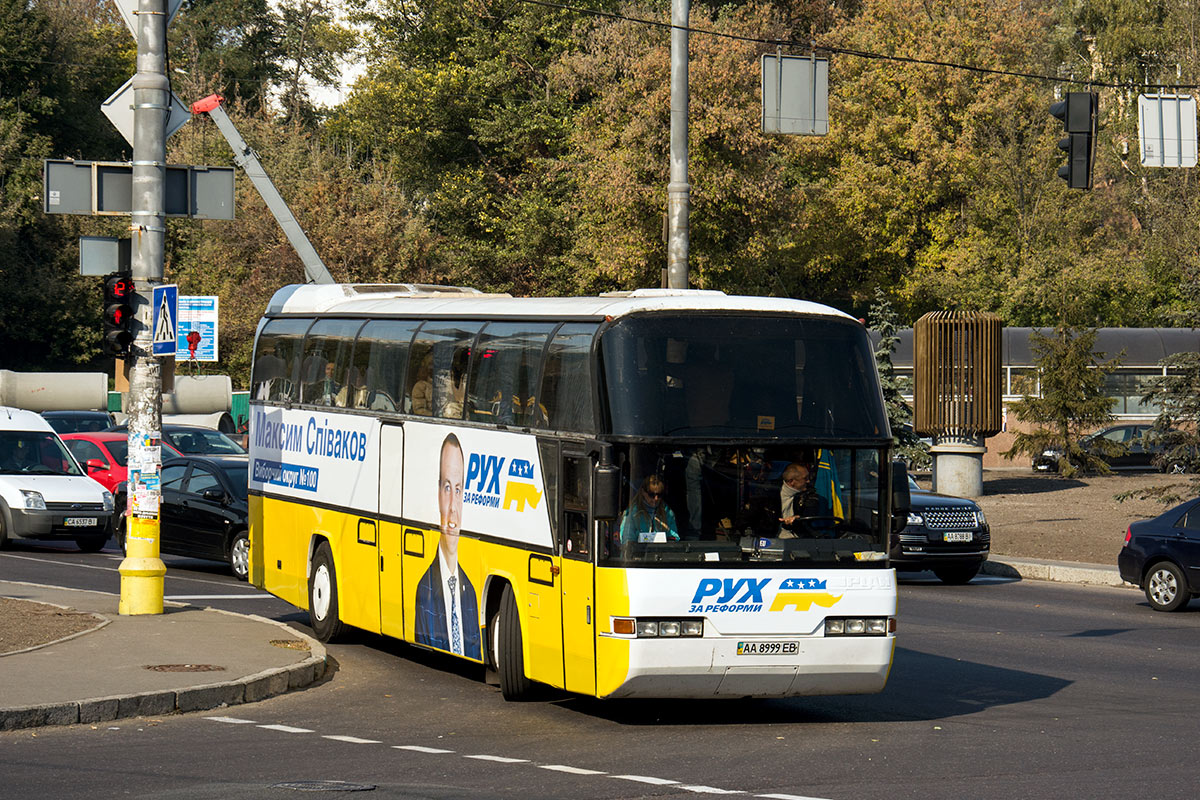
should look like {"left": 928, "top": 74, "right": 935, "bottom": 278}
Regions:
{"left": 913, "top": 312, "right": 1003, "bottom": 439}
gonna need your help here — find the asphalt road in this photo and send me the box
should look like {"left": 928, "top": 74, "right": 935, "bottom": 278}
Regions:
{"left": 2, "top": 541, "right": 1196, "bottom": 800}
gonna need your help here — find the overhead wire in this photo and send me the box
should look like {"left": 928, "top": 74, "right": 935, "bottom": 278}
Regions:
{"left": 515, "top": 0, "right": 1200, "bottom": 91}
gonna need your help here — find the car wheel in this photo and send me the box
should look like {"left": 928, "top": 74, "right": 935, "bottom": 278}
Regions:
{"left": 1165, "top": 462, "right": 1187, "bottom": 475}
{"left": 308, "top": 542, "right": 344, "bottom": 642}
{"left": 1145, "top": 561, "right": 1190, "bottom": 612}
{"left": 75, "top": 536, "right": 106, "bottom": 553}
{"left": 228, "top": 530, "right": 250, "bottom": 581}
{"left": 933, "top": 563, "right": 981, "bottom": 585}
{"left": 495, "top": 584, "right": 533, "bottom": 701}
{"left": 0, "top": 517, "right": 10, "bottom": 550}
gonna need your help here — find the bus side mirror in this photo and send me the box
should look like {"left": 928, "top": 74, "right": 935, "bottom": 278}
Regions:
{"left": 593, "top": 464, "right": 621, "bottom": 521}
{"left": 890, "top": 461, "right": 911, "bottom": 534}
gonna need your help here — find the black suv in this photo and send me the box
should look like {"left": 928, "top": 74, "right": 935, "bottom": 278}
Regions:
{"left": 890, "top": 476, "right": 990, "bottom": 584}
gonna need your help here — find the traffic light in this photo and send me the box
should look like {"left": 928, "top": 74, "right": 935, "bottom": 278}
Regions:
{"left": 1050, "top": 91, "right": 1097, "bottom": 189}
{"left": 102, "top": 273, "right": 134, "bottom": 356}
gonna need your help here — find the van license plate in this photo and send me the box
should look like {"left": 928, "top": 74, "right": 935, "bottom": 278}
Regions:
{"left": 65, "top": 517, "right": 98, "bottom": 527}
{"left": 943, "top": 531, "right": 973, "bottom": 542}
{"left": 737, "top": 641, "right": 798, "bottom": 656}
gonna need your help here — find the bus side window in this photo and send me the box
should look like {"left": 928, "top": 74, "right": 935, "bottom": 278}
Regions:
{"left": 468, "top": 323, "right": 554, "bottom": 426}
{"left": 359, "top": 319, "right": 417, "bottom": 412}
{"left": 252, "top": 318, "right": 311, "bottom": 403}
{"left": 561, "top": 454, "right": 591, "bottom": 558}
{"left": 538, "top": 324, "right": 597, "bottom": 432}
{"left": 407, "top": 323, "right": 482, "bottom": 420}
{"left": 298, "top": 320, "right": 362, "bottom": 407}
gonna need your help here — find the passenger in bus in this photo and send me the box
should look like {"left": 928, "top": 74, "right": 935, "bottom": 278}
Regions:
{"left": 318, "top": 361, "right": 341, "bottom": 405}
{"left": 438, "top": 347, "right": 469, "bottom": 419}
{"left": 414, "top": 433, "right": 481, "bottom": 659}
{"left": 411, "top": 353, "right": 434, "bottom": 415}
{"left": 619, "top": 475, "right": 680, "bottom": 543}
{"left": 778, "top": 461, "right": 821, "bottom": 537}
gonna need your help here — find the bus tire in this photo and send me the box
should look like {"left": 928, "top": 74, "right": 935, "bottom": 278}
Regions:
{"left": 496, "top": 584, "right": 533, "bottom": 701}
{"left": 308, "top": 542, "right": 344, "bottom": 642}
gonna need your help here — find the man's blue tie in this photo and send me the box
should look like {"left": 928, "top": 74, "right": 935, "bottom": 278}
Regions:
{"left": 448, "top": 573, "right": 461, "bottom": 654}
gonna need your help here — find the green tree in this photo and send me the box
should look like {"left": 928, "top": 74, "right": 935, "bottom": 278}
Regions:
{"left": 1002, "top": 325, "right": 1122, "bottom": 477}
{"left": 868, "top": 289, "right": 927, "bottom": 468}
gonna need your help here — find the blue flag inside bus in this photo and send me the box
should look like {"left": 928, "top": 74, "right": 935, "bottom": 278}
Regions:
{"left": 814, "top": 448, "right": 844, "bottom": 518}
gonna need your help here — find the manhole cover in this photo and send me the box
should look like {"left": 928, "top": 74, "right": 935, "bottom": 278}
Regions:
{"left": 143, "top": 664, "right": 227, "bottom": 672}
{"left": 270, "top": 781, "right": 376, "bottom": 792}
{"left": 270, "top": 639, "right": 311, "bottom": 651}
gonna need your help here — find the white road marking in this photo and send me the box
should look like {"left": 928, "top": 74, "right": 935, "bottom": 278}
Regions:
{"left": 613, "top": 775, "right": 678, "bottom": 785}
{"left": 680, "top": 787, "right": 744, "bottom": 795}
{"left": 204, "top": 717, "right": 828, "bottom": 798}
{"left": 0, "top": 552, "right": 250, "bottom": 587}
{"left": 257, "top": 724, "right": 313, "bottom": 734}
{"left": 165, "top": 594, "right": 270, "bottom": 600}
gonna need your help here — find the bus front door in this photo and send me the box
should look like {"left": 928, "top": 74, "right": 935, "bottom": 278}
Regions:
{"left": 559, "top": 453, "right": 596, "bottom": 696}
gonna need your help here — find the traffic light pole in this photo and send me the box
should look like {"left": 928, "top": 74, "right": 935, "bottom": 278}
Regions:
{"left": 118, "top": 0, "right": 168, "bottom": 616}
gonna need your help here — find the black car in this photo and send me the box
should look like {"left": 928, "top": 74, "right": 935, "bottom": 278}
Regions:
{"left": 890, "top": 476, "right": 990, "bottom": 584}
{"left": 41, "top": 410, "right": 115, "bottom": 434}
{"left": 117, "top": 456, "right": 249, "bottom": 580}
{"left": 1033, "top": 424, "right": 1184, "bottom": 473}
{"left": 1118, "top": 497, "right": 1200, "bottom": 611}
{"left": 107, "top": 423, "right": 247, "bottom": 456}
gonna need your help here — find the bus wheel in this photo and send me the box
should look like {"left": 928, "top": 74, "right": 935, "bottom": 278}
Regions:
{"left": 496, "top": 584, "right": 533, "bottom": 701}
{"left": 308, "top": 542, "right": 344, "bottom": 642}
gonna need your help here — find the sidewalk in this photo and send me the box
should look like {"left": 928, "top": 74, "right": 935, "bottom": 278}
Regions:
{"left": 0, "top": 580, "right": 325, "bottom": 732}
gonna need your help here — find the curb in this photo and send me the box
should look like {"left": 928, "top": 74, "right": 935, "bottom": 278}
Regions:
{"left": 982, "top": 557, "right": 1132, "bottom": 588}
{"left": 0, "top": 612, "right": 327, "bottom": 733}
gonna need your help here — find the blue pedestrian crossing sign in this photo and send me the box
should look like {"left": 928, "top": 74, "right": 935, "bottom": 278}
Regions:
{"left": 152, "top": 284, "right": 178, "bottom": 357}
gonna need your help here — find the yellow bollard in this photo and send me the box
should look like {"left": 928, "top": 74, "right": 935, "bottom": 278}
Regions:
{"left": 118, "top": 514, "right": 167, "bottom": 615}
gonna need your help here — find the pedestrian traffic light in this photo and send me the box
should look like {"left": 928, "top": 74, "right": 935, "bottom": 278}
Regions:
{"left": 102, "top": 273, "right": 134, "bottom": 356}
{"left": 1050, "top": 91, "right": 1097, "bottom": 189}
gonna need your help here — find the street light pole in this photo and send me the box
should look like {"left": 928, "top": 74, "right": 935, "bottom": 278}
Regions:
{"left": 666, "top": 0, "right": 690, "bottom": 290}
{"left": 118, "top": 0, "right": 167, "bottom": 615}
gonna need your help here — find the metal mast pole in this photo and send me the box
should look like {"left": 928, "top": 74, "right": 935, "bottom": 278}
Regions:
{"left": 119, "top": 0, "right": 168, "bottom": 615}
{"left": 666, "top": 0, "right": 690, "bottom": 290}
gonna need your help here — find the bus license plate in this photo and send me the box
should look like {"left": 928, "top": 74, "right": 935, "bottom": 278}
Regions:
{"left": 65, "top": 517, "right": 98, "bottom": 527}
{"left": 737, "top": 641, "right": 798, "bottom": 656}
{"left": 943, "top": 531, "right": 973, "bottom": 542}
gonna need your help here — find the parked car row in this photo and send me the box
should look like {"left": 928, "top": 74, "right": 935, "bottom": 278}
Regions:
{"left": 1034, "top": 423, "right": 1190, "bottom": 473}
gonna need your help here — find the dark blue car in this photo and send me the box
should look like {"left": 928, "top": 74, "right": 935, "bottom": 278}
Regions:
{"left": 1118, "top": 497, "right": 1200, "bottom": 611}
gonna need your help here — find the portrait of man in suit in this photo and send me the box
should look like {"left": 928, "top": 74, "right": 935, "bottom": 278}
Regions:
{"left": 414, "top": 433, "right": 481, "bottom": 659}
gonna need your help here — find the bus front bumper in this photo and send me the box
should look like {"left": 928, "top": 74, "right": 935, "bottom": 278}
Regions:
{"left": 598, "top": 634, "right": 895, "bottom": 699}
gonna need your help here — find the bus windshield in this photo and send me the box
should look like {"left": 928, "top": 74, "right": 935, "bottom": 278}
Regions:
{"left": 600, "top": 314, "right": 887, "bottom": 439}
{"left": 599, "top": 443, "right": 887, "bottom": 567}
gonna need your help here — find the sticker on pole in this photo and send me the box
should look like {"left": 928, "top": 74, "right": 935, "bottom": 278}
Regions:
{"left": 152, "top": 284, "right": 178, "bottom": 356}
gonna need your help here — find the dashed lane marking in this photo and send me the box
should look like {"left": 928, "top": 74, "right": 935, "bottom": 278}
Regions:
{"left": 215, "top": 719, "right": 831, "bottom": 799}
{"left": 257, "top": 724, "right": 314, "bottom": 734}
{"left": 539, "top": 765, "right": 607, "bottom": 776}
{"left": 680, "top": 787, "right": 744, "bottom": 795}
{"left": 613, "top": 775, "right": 679, "bottom": 785}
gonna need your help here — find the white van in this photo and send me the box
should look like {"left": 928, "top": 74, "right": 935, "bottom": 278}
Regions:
{"left": 0, "top": 407, "right": 114, "bottom": 552}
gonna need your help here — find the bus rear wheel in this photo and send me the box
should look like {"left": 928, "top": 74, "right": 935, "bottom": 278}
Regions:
{"left": 494, "top": 584, "right": 533, "bottom": 701}
{"left": 308, "top": 542, "right": 344, "bottom": 642}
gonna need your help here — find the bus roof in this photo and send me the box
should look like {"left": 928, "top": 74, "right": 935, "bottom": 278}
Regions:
{"left": 263, "top": 284, "right": 856, "bottom": 322}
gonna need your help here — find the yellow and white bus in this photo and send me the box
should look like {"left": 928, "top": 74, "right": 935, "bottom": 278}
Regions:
{"left": 248, "top": 284, "right": 909, "bottom": 700}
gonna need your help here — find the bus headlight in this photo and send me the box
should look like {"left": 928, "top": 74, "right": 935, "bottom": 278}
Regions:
{"left": 637, "top": 620, "right": 659, "bottom": 637}
{"left": 825, "top": 617, "right": 892, "bottom": 636}
{"left": 680, "top": 620, "right": 703, "bottom": 637}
